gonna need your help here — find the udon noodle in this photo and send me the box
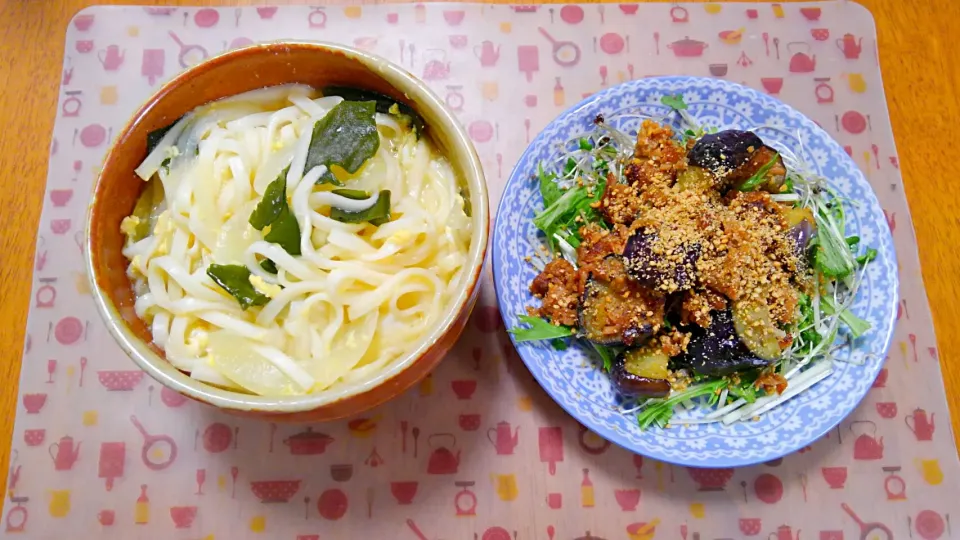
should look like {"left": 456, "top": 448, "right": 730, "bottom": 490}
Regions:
{"left": 121, "top": 84, "right": 471, "bottom": 396}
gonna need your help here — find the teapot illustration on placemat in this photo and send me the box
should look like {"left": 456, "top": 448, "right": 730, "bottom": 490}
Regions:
{"left": 906, "top": 408, "right": 935, "bottom": 441}
{"left": 788, "top": 42, "right": 816, "bottom": 73}
{"left": 97, "top": 45, "right": 124, "bottom": 71}
{"left": 427, "top": 433, "right": 460, "bottom": 474}
{"left": 487, "top": 421, "right": 519, "bottom": 455}
{"left": 768, "top": 525, "right": 800, "bottom": 540}
{"left": 836, "top": 33, "right": 863, "bottom": 59}
{"left": 422, "top": 50, "right": 450, "bottom": 80}
{"left": 475, "top": 41, "right": 500, "bottom": 67}
{"left": 850, "top": 421, "right": 884, "bottom": 460}
{"left": 49, "top": 436, "right": 81, "bottom": 471}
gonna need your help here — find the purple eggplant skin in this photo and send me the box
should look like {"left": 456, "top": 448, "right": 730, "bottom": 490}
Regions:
{"left": 611, "top": 354, "right": 671, "bottom": 398}
{"left": 688, "top": 130, "right": 764, "bottom": 177}
{"left": 788, "top": 220, "right": 815, "bottom": 261}
{"left": 622, "top": 227, "right": 701, "bottom": 292}
{"left": 674, "top": 309, "right": 773, "bottom": 376}
{"left": 579, "top": 256, "right": 661, "bottom": 347}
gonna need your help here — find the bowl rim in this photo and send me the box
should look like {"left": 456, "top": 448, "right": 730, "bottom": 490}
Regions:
{"left": 492, "top": 75, "right": 899, "bottom": 467}
{"left": 85, "top": 40, "right": 489, "bottom": 413}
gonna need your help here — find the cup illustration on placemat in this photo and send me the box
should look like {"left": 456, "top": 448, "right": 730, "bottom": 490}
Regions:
{"left": 739, "top": 518, "right": 762, "bottom": 537}
{"left": 458, "top": 414, "right": 481, "bottom": 431}
{"left": 876, "top": 401, "right": 898, "bottom": 419}
{"left": 50, "top": 219, "right": 72, "bottom": 235}
{"left": 24, "top": 428, "right": 45, "bottom": 447}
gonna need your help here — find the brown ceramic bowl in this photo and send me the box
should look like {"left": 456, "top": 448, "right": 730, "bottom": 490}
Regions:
{"left": 85, "top": 42, "right": 488, "bottom": 421}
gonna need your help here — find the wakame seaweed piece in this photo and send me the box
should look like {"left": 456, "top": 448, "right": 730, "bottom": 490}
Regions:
{"left": 249, "top": 169, "right": 289, "bottom": 230}
{"left": 304, "top": 101, "right": 380, "bottom": 185}
{"left": 207, "top": 264, "right": 269, "bottom": 310}
{"left": 145, "top": 116, "right": 183, "bottom": 155}
{"left": 249, "top": 167, "right": 301, "bottom": 256}
{"left": 331, "top": 188, "right": 371, "bottom": 200}
{"left": 330, "top": 190, "right": 392, "bottom": 226}
{"left": 264, "top": 205, "right": 302, "bottom": 256}
{"left": 127, "top": 178, "right": 164, "bottom": 242}
{"left": 259, "top": 259, "right": 278, "bottom": 274}
{"left": 322, "top": 86, "right": 426, "bottom": 135}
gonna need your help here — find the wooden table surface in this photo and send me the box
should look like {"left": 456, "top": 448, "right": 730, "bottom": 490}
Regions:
{"left": 0, "top": 0, "right": 957, "bottom": 485}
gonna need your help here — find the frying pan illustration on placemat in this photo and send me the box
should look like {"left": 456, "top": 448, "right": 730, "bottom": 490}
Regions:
{"left": 842, "top": 502, "right": 893, "bottom": 540}
{"left": 130, "top": 415, "right": 177, "bottom": 471}
{"left": 538, "top": 27, "right": 580, "bottom": 67}
{"left": 168, "top": 30, "right": 208, "bottom": 68}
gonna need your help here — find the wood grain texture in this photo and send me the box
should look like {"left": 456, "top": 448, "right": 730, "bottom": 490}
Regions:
{"left": 0, "top": 0, "right": 957, "bottom": 488}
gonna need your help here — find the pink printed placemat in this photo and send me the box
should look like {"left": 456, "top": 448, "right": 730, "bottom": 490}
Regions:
{"left": 7, "top": 2, "right": 959, "bottom": 539}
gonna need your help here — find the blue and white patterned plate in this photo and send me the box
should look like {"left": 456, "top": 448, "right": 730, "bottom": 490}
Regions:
{"left": 492, "top": 77, "right": 898, "bottom": 468}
